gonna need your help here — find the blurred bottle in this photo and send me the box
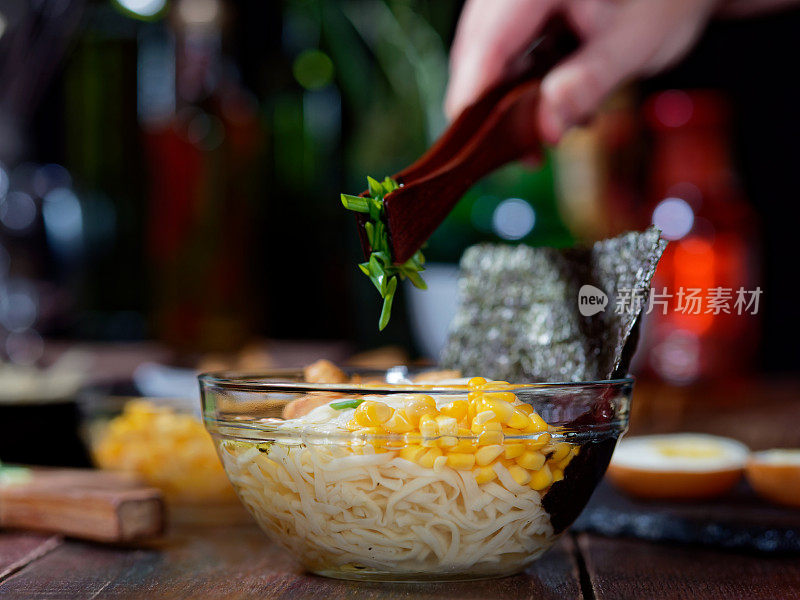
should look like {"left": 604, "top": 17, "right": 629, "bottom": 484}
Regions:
{"left": 638, "top": 90, "right": 760, "bottom": 384}
{"left": 141, "top": 0, "right": 264, "bottom": 352}
{"left": 554, "top": 88, "right": 642, "bottom": 242}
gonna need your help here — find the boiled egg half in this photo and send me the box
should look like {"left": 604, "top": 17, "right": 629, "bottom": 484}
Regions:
{"left": 608, "top": 433, "right": 749, "bottom": 500}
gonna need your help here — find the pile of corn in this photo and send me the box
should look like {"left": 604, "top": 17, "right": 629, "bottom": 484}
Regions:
{"left": 93, "top": 400, "right": 235, "bottom": 503}
{"left": 344, "top": 377, "right": 577, "bottom": 492}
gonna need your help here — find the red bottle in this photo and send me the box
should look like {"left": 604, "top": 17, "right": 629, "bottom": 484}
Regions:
{"left": 638, "top": 90, "right": 760, "bottom": 384}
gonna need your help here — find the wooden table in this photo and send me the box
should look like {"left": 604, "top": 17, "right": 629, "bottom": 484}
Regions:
{"left": 2, "top": 376, "right": 798, "bottom": 598}
{"left": 2, "top": 519, "right": 800, "bottom": 599}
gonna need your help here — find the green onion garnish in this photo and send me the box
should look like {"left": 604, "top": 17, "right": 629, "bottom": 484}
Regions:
{"left": 330, "top": 398, "right": 366, "bottom": 410}
{"left": 341, "top": 176, "right": 427, "bottom": 330}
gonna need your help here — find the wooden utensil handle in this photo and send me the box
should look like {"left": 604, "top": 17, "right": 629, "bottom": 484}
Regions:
{"left": 386, "top": 80, "right": 543, "bottom": 264}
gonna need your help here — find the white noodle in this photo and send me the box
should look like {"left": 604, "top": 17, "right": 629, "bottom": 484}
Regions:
{"left": 218, "top": 438, "right": 557, "bottom": 575}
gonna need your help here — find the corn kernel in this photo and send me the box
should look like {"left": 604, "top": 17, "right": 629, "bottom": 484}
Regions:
{"left": 435, "top": 415, "right": 458, "bottom": 437}
{"left": 484, "top": 391, "right": 517, "bottom": 403}
{"left": 399, "top": 445, "right": 425, "bottom": 462}
{"left": 517, "top": 450, "right": 546, "bottom": 471}
{"left": 355, "top": 401, "right": 393, "bottom": 427}
{"left": 474, "top": 466, "right": 497, "bottom": 484}
{"left": 384, "top": 409, "right": 413, "bottom": 434}
{"left": 475, "top": 444, "right": 504, "bottom": 466}
{"left": 526, "top": 432, "right": 551, "bottom": 450}
{"left": 478, "top": 429, "right": 503, "bottom": 445}
{"left": 453, "top": 430, "right": 477, "bottom": 453}
{"left": 433, "top": 455, "right": 448, "bottom": 471}
{"left": 440, "top": 400, "right": 468, "bottom": 421}
{"left": 446, "top": 453, "right": 476, "bottom": 470}
{"left": 404, "top": 395, "right": 437, "bottom": 425}
{"left": 552, "top": 442, "right": 572, "bottom": 462}
{"left": 529, "top": 464, "right": 553, "bottom": 490}
{"left": 482, "top": 399, "right": 514, "bottom": 423}
{"left": 504, "top": 443, "right": 526, "bottom": 460}
{"left": 468, "top": 377, "right": 487, "bottom": 391}
{"left": 516, "top": 403, "right": 534, "bottom": 415}
{"left": 439, "top": 436, "right": 458, "bottom": 448}
{"left": 419, "top": 414, "right": 438, "bottom": 438}
{"left": 474, "top": 410, "right": 497, "bottom": 426}
{"left": 551, "top": 468, "right": 564, "bottom": 482}
{"left": 524, "top": 413, "right": 549, "bottom": 433}
{"left": 507, "top": 409, "right": 531, "bottom": 430}
{"left": 418, "top": 447, "right": 443, "bottom": 468}
{"left": 508, "top": 465, "right": 531, "bottom": 486}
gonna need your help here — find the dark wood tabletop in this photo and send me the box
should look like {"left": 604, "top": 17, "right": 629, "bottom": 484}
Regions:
{"left": 3, "top": 520, "right": 800, "bottom": 599}
{"left": 2, "top": 357, "right": 799, "bottom": 599}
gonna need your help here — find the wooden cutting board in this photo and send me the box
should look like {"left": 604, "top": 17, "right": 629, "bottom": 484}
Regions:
{"left": 0, "top": 468, "right": 164, "bottom": 543}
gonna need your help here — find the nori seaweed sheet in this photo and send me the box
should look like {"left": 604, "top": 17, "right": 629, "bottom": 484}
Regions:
{"left": 441, "top": 227, "right": 667, "bottom": 382}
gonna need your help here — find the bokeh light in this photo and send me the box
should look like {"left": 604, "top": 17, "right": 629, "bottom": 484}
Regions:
{"left": 293, "top": 49, "right": 334, "bottom": 90}
{"left": 492, "top": 198, "right": 535, "bottom": 240}
{"left": 652, "top": 197, "right": 694, "bottom": 240}
{"left": 114, "top": 0, "right": 167, "bottom": 19}
{"left": 0, "top": 191, "right": 37, "bottom": 233}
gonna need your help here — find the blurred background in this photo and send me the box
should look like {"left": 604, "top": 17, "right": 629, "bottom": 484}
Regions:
{"left": 0, "top": 0, "right": 798, "bottom": 470}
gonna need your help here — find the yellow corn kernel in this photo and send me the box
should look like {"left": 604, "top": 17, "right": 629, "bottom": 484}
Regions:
{"left": 478, "top": 429, "right": 503, "bottom": 445}
{"left": 466, "top": 400, "right": 478, "bottom": 422}
{"left": 399, "top": 445, "right": 425, "bottom": 462}
{"left": 529, "top": 464, "right": 553, "bottom": 490}
{"left": 507, "top": 409, "right": 531, "bottom": 430}
{"left": 555, "top": 455, "right": 573, "bottom": 471}
{"left": 433, "top": 455, "right": 448, "bottom": 471}
{"left": 517, "top": 450, "right": 546, "bottom": 471}
{"left": 439, "top": 436, "right": 458, "bottom": 448}
{"left": 474, "top": 466, "right": 497, "bottom": 484}
{"left": 526, "top": 432, "right": 552, "bottom": 450}
{"left": 524, "top": 412, "right": 549, "bottom": 433}
{"left": 551, "top": 468, "right": 564, "bottom": 482}
{"left": 453, "top": 429, "right": 477, "bottom": 453}
{"left": 472, "top": 418, "right": 501, "bottom": 434}
{"left": 508, "top": 465, "right": 531, "bottom": 486}
{"left": 475, "top": 444, "right": 504, "bottom": 466}
{"left": 482, "top": 399, "right": 514, "bottom": 424}
{"left": 504, "top": 443, "right": 526, "bottom": 460}
{"left": 403, "top": 395, "right": 437, "bottom": 425}
{"left": 435, "top": 415, "right": 458, "bottom": 437}
{"left": 355, "top": 401, "right": 393, "bottom": 427}
{"left": 474, "top": 410, "right": 497, "bottom": 427}
{"left": 484, "top": 391, "right": 517, "bottom": 403}
{"left": 383, "top": 409, "right": 414, "bottom": 434}
{"left": 468, "top": 377, "right": 487, "bottom": 391}
{"left": 344, "top": 419, "right": 360, "bottom": 431}
{"left": 355, "top": 426, "right": 384, "bottom": 435}
{"left": 552, "top": 442, "right": 572, "bottom": 462}
{"left": 418, "top": 447, "right": 443, "bottom": 469}
{"left": 446, "top": 453, "right": 476, "bottom": 470}
{"left": 419, "top": 414, "right": 438, "bottom": 438}
{"left": 516, "top": 403, "right": 534, "bottom": 415}
{"left": 440, "top": 400, "right": 468, "bottom": 421}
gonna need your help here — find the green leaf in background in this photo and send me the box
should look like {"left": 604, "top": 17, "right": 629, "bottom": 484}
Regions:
{"left": 341, "top": 175, "right": 427, "bottom": 330}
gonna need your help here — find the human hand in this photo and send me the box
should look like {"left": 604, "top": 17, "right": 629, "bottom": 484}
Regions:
{"left": 445, "top": 0, "right": 721, "bottom": 143}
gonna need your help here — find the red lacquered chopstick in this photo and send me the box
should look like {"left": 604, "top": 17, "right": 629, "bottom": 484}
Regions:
{"left": 354, "top": 15, "right": 579, "bottom": 264}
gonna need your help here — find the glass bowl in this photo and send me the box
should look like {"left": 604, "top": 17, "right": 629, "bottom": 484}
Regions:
{"left": 200, "top": 370, "right": 632, "bottom": 581}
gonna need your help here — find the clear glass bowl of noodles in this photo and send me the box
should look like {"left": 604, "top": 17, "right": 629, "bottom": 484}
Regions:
{"left": 200, "top": 369, "right": 632, "bottom": 581}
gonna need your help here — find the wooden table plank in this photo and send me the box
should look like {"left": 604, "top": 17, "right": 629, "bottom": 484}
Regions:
{"left": 579, "top": 533, "right": 800, "bottom": 600}
{"left": 0, "top": 532, "right": 62, "bottom": 581}
{"left": 0, "top": 525, "right": 582, "bottom": 600}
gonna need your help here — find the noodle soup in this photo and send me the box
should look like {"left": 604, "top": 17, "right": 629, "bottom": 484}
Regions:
{"left": 202, "top": 372, "right": 631, "bottom": 581}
